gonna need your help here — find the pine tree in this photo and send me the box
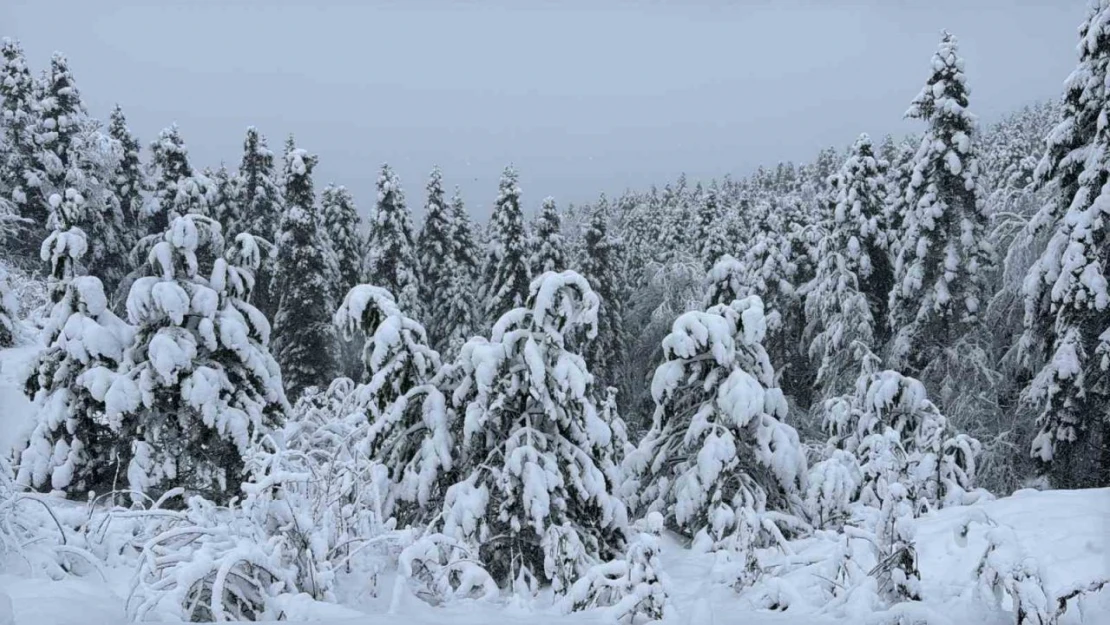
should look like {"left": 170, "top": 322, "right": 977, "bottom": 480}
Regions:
{"left": 480, "top": 165, "right": 531, "bottom": 326}
{"left": 237, "top": 127, "right": 282, "bottom": 242}
{"left": 234, "top": 127, "right": 283, "bottom": 320}
{"left": 625, "top": 296, "right": 806, "bottom": 557}
{"left": 145, "top": 125, "right": 194, "bottom": 235}
{"left": 415, "top": 166, "right": 455, "bottom": 351}
{"left": 694, "top": 183, "right": 728, "bottom": 271}
{"left": 0, "top": 38, "right": 43, "bottom": 252}
{"left": 887, "top": 32, "right": 992, "bottom": 374}
{"left": 530, "top": 196, "right": 567, "bottom": 275}
{"left": 1022, "top": 1, "right": 1110, "bottom": 488}
{"left": 441, "top": 188, "right": 481, "bottom": 355}
{"left": 107, "top": 105, "right": 145, "bottom": 259}
{"left": 580, "top": 204, "right": 626, "bottom": 389}
{"left": 830, "top": 134, "right": 893, "bottom": 332}
{"left": 18, "top": 200, "right": 131, "bottom": 499}
{"left": 105, "top": 215, "right": 287, "bottom": 503}
{"left": 333, "top": 284, "right": 447, "bottom": 523}
{"left": 206, "top": 165, "right": 238, "bottom": 237}
{"left": 367, "top": 164, "right": 420, "bottom": 315}
{"left": 322, "top": 184, "right": 363, "bottom": 301}
{"left": 319, "top": 184, "right": 365, "bottom": 380}
{"left": 440, "top": 271, "right": 627, "bottom": 586}
{"left": 17, "top": 274, "right": 133, "bottom": 497}
{"left": 272, "top": 147, "right": 339, "bottom": 400}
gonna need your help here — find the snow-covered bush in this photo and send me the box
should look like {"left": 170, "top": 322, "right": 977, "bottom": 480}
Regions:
{"left": 436, "top": 270, "right": 628, "bottom": 587}
{"left": 626, "top": 295, "right": 807, "bottom": 564}
{"left": 822, "top": 368, "right": 987, "bottom": 513}
{"left": 127, "top": 496, "right": 294, "bottom": 622}
{"left": 106, "top": 215, "right": 287, "bottom": 504}
{"left": 804, "top": 449, "right": 863, "bottom": 529}
{"left": 397, "top": 533, "right": 498, "bottom": 606}
{"left": 16, "top": 275, "right": 133, "bottom": 497}
{"left": 561, "top": 512, "right": 672, "bottom": 623}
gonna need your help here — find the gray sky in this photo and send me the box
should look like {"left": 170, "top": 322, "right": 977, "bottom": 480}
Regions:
{"left": 2, "top": 0, "right": 1084, "bottom": 220}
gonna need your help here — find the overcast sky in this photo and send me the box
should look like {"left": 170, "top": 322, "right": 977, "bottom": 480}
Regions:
{"left": 2, "top": 0, "right": 1084, "bottom": 220}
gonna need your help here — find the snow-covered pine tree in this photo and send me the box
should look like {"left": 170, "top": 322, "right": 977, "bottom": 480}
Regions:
{"left": 416, "top": 167, "right": 455, "bottom": 351}
{"left": 107, "top": 105, "right": 145, "bottom": 261}
{"left": 694, "top": 182, "right": 729, "bottom": 271}
{"left": 32, "top": 53, "right": 128, "bottom": 293}
{"left": 322, "top": 184, "right": 363, "bottom": 302}
{"left": 237, "top": 127, "right": 282, "bottom": 242}
{"left": 145, "top": 124, "right": 195, "bottom": 236}
{"left": 234, "top": 127, "right": 283, "bottom": 319}
{"left": 17, "top": 273, "right": 133, "bottom": 497}
{"left": 0, "top": 38, "right": 43, "bottom": 253}
{"left": 272, "top": 147, "right": 339, "bottom": 400}
{"left": 105, "top": 214, "right": 287, "bottom": 503}
{"left": 802, "top": 134, "right": 889, "bottom": 398}
{"left": 530, "top": 196, "right": 568, "bottom": 275}
{"left": 1022, "top": 1, "right": 1110, "bottom": 488}
{"left": 625, "top": 296, "right": 806, "bottom": 558}
{"left": 882, "top": 136, "right": 918, "bottom": 261}
{"left": 333, "top": 284, "right": 449, "bottom": 523}
{"left": 16, "top": 186, "right": 132, "bottom": 497}
{"left": 480, "top": 165, "right": 531, "bottom": 327}
{"left": 829, "top": 134, "right": 893, "bottom": 336}
{"left": 580, "top": 203, "right": 626, "bottom": 390}
{"left": 441, "top": 188, "right": 481, "bottom": 356}
{"left": 440, "top": 271, "right": 628, "bottom": 587}
{"left": 887, "top": 32, "right": 993, "bottom": 374}
{"left": 321, "top": 183, "right": 364, "bottom": 378}
{"left": 206, "top": 165, "right": 238, "bottom": 237}
{"left": 367, "top": 164, "right": 420, "bottom": 316}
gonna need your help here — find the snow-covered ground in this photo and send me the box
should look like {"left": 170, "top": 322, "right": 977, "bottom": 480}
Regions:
{"left": 1, "top": 344, "right": 1107, "bottom": 625}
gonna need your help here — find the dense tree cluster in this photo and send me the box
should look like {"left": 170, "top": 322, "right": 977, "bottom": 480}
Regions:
{"left": 0, "top": 17, "right": 1103, "bottom": 623}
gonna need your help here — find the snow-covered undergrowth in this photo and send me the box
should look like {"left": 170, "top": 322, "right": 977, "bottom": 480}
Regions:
{"left": 2, "top": 338, "right": 1106, "bottom": 625}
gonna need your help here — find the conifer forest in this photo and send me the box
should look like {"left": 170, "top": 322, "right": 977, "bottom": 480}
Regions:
{"left": 0, "top": 3, "right": 1107, "bottom": 624}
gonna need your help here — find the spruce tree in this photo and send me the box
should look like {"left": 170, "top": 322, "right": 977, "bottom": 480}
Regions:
{"left": 333, "top": 284, "right": 447, "bottom": 523}
{"left": 234, "top": 127, "right": 283, "bottom": 319}
{"left": 0, "top": 38, "right": 42, "bottom": 250}
{"left": 440, "top": 271, "right": 627, "bottom": 586}
{"left": 321, "top": 183, "right": 364, "bottom": 379}
{"left": 887, "top": 32, "right": 992, "bottom": 374}
{"left": 1022, "top": 2, "right": 1110, "bottom": 488}
{"left": 804, "top": 134, "right": 892, "bottom": 381}
{"left": 145, "top": 125, "right": 196, "bottom": 235}
{"left": 480, "top": 165, "right": 531, "bottom": 326}
{"left": 237, "top": 127, "right": 282, "bottom": 242}
{"left": 441, "top": 188, "right": 481, "bottom": 355}
{"left": 367, "top": 164, "right": 420, "bottom": 316}
{"left": 415, "top": 166, "right": 455, "bottom": 350}
{"left": 107, "top": 105, "right": 145, "bottom": 256}
{"left": 625, "top": 296, "right": 806, "bottom": 556}
{"left": 206, "top": 165, "right": 238, "bottom": 236}
{"left": 17, "top": 273, "right": 133, "bottom": 497}
{"left": 105, "top": 215, "right": 287, "bottom": 503}
{"left": 33, "top": 53, "right": 127, "bottom": 294}
{"left": 580, "top": 203, "right": 626, "bottom": 389}
{"left": 530, "top": 196, "right": 567, "bottom": 275}
{"left": 272, "top": 147, "right": 339, "bottom": 399}
{"left": 694, "top": 183, "right": 727, "bottom": 271}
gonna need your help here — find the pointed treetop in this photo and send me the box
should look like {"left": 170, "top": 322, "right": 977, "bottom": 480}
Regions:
{"left": 906, "top": 30, "right": 969, "bottom": 122}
